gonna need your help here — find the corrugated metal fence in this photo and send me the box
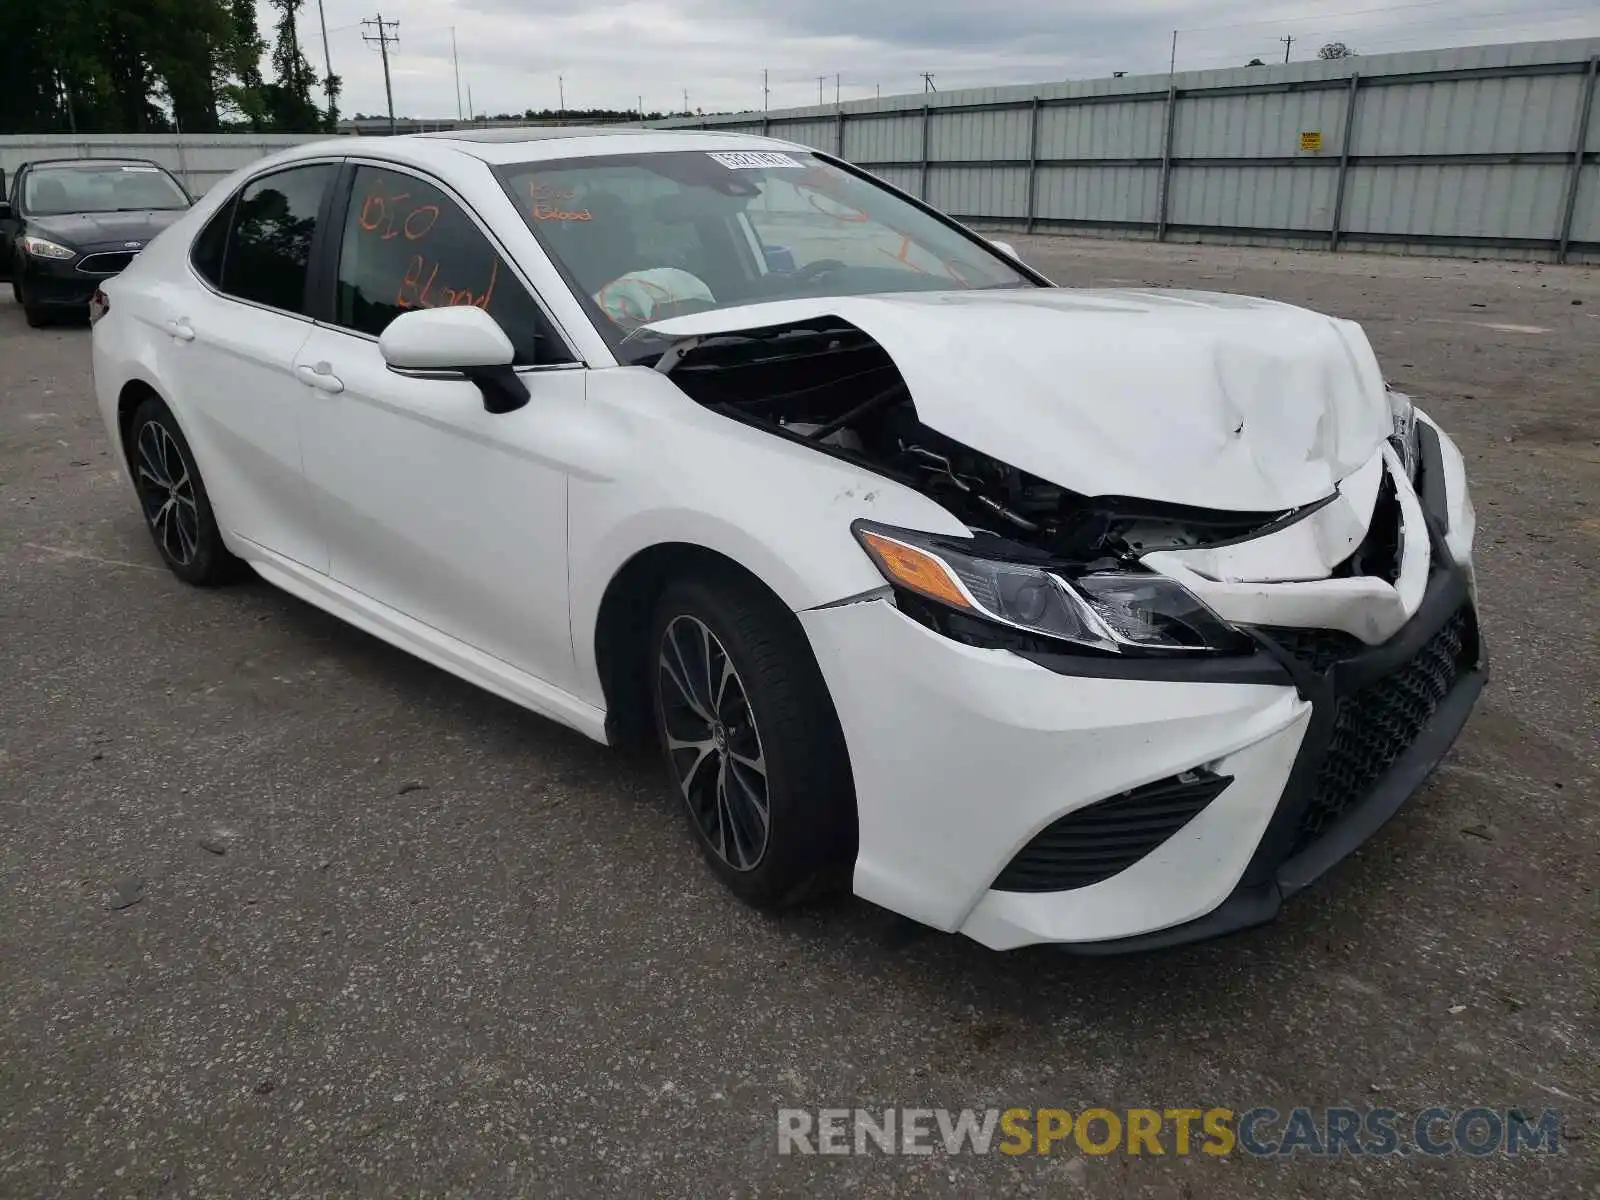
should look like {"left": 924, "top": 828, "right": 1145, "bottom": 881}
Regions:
{"left": 3, "top": 38, "right": 1597, "bottom": 263}
{"left": 0, "top": 133, "right": 320, "bottom": 200}
{"left": 660, "top": 38, "right": 1600, "bottom": 263}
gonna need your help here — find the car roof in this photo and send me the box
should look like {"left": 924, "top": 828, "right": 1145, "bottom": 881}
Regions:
{"left": 413, "top": 125, "right": 641, "bottom": 144}
{"left": 25, "top": 157, "right": 164, "bottom": 170}
{"left": 334, "top": 126, "right": 806, "bottom": 168}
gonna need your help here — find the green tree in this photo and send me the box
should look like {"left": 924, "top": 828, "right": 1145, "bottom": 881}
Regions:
{"left": 262, "top": 0, "right": 322, "bottom": 131}
{"left": 0, "top": 0, "right": 62, "bottom": 133}
{"left": 1, "top": 0, "right": 269, "bottom": 133}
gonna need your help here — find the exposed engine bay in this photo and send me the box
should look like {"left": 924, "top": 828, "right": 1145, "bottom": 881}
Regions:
{"left": 655, "top": 318, "right": 1300, "bottom": 569}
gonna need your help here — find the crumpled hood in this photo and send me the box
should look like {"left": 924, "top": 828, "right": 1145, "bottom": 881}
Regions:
{"left": 645, "top": 288, "right": 1393, "bottom": 512}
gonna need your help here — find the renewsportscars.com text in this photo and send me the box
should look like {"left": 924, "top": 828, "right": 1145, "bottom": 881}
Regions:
{"left": 776, "top": 1106, "right": 1563, "bottom": 1157}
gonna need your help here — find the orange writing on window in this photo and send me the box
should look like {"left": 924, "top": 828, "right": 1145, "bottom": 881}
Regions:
{"left": 528, "top": 180, "right": 579, "bottom": 204}
{"left": 359, "top": 192, "right": 440, "bottom": 241}
{"left": 532, "top": 203, "right": 593, "bottom": 221}
{"left": 396, "top": 254, "right": 500, "bottom": 310}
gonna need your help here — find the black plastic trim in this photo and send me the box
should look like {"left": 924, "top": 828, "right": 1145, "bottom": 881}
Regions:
{"left": 1277, "top": 668, "right": 1482, "bottom": 896}
{"left": 1016, "top": 646, "right": 1292, "bottom": 685}
{"left": 1066, "top": 660, "right": 1483, "bottom": 956}
{"left": 1416, "top": 421, "right": 1448, "bottom": 531}
{"left": 1240, "top": 558, "right": 1472, "bottom": 881}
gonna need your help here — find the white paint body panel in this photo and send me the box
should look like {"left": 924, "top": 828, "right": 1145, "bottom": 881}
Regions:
{"left": 88, "top": 129, "right": 1481, "bottom": 950}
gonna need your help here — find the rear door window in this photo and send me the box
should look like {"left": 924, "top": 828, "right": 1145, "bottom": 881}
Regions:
{"left": 218, "top": 164, "right": 335, "bottom": 314}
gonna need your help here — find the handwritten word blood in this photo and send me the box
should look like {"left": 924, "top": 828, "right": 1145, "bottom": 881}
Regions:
{"left": 531, "top": 203, "right": 592, "bottom": 222}
{"left": 396, "top": 254, "right": 500, "bottom": 310}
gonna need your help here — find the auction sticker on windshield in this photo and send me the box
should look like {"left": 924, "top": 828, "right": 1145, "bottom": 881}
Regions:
{"left": 708, "top": 151, "right": 804, "bottom": 169}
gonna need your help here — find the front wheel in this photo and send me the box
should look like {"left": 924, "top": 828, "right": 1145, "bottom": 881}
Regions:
{"left": 650, "top": 572, "right": 856, "bottom": 909}
{"left": 128, "top": 396, "right": 245, "bottom": 585}
{"left": 19, "top": 279, "right": 49, "bottom": 327}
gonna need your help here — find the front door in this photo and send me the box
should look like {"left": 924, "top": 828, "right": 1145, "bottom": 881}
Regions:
{"left": 295, "top": 162, "right": 585, "bottom": 693}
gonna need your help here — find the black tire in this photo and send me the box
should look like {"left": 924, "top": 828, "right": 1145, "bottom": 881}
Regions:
{"left": 649, "top": 571, "right": 856, "bottom": 909}
{"left": 20, "top": 280, "right": 49, "bottom": 327}
{"left": 128, "top": 396, "right": 245, "bottom": 585}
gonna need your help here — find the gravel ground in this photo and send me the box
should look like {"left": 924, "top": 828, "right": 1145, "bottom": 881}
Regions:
{"left": 1, "top": 237, "right": 1595, "bottom": 1198}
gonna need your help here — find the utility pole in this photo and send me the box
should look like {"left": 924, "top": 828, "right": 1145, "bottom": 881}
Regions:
{"left": 922, "top": 72, "right": 936, "bottom": 93}
{"left": 763, "top": 68, "right": 769, "bottom": 111}
{"left": 316, "top": 0, "right": 338, "bottom": 129}
{"left": 361, "top": 14, "right": 400, "bottom": 134}
{"left": 682, "top": 87, "right": 689, "bottom": 114}
{"left": 451, "top": 27, "right": 463, "bottom": 121}
{"left": 466, "top": 81, "right": 475, "bottom": 122}
{"left": 1169, "top": 30, "right": 1178, "bottom": 75}
{"left": 818, "top": 76, "right": 825, "bottom": 105}
{"left": 558, "top": 74, "right": 565, "bottom": 118}
{"left": 1281, "top": 34, "right": 1294, "bottom": 63}
{"left": 835, "top": 73, "right": 841, "bottom": 105}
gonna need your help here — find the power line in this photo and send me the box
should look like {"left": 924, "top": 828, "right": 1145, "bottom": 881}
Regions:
{"left": 361, "top": 13, "right": 400, "bottom": 135}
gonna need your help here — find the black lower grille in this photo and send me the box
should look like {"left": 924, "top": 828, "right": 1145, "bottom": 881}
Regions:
{"left": 993, "top": 771, "right": 1232, "bottom": 893}
{"left": 77, "top": 251, "right": 137, "bottom": 274}
{"left": 1292, "top": 609, "right": 1473, "bottom": 853}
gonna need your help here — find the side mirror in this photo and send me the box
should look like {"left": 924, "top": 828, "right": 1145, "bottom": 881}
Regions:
{"left": 379, "top": 306, "right": 528, "bottom": 414}
{"left": 989, "top": 238, "right": 1021, "bottom": 263}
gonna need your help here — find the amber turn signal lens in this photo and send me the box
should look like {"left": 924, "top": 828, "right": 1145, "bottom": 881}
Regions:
{"left": 859, "top": 531, "right": 972, "bottom": 610}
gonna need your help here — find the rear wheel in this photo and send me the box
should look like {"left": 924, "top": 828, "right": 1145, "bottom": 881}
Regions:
{"left": 649, "top": 572, "right": 856, "bottom": 908}
{"left": 128, "top": 396, "right": 244, "bottom": 585}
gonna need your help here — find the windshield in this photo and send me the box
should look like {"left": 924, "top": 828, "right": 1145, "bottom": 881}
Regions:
{"left": 495, "top": 149, "right": 1034, "bottom": 349}
{"left": 24, "top": 163, "right": 190, "bottom": 216}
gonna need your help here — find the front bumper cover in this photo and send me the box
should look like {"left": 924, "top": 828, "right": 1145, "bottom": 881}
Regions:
{"left": 1067, "top": 553, "right": 1483, "bottom": 954}
{"left": 801, "top": 417, "right": 1484, "bottom": 951}
{"left": 20, "top": 248, "right": 128, "bottom": 307}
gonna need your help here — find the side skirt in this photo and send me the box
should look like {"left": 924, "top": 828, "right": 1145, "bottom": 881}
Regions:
{"left": 238, "top": 539, "right": 611, "bottom": 746}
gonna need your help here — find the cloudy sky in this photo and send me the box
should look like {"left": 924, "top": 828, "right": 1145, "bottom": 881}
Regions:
{"left": 288, "top": 0, "right": 1598, "bottom": 119}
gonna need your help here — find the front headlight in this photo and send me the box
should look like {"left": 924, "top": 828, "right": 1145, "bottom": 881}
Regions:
{"left": 853, "top": 522, "right": 1246, "bottom": 656}
{"left": 20, "top": 235, "right": 76, "bottom": 261}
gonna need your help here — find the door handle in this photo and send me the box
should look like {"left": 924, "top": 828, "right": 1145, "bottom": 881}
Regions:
{"left": 295, "top": 362, "right": 345, "bottom": 394}
{"left": 164, "top": 319, "right": 195, "bottom": 342}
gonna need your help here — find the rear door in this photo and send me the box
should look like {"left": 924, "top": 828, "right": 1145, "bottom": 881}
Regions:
{"left": 162, "top": 160, "right": 339, "bottom": 572}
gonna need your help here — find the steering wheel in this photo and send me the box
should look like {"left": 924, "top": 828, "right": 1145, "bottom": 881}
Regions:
{"left": 790, "top": 258, "right": 848, "bottom": 285}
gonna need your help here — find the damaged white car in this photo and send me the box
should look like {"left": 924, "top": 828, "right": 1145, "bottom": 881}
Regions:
{"left": 91, "top": 129, "right": 1484, "bottom": 950}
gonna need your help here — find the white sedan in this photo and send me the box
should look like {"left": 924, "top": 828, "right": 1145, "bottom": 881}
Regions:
{"left": 90, "top": 128, "right": 1484, "bottom": 951}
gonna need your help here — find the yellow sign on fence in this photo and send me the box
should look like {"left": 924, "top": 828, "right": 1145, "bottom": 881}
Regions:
{"left": 1300, "top": 130, "right": 1324, "bottom": 152}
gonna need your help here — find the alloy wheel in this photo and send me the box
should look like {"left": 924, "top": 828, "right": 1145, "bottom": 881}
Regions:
{"left": 657, "top": 615, "right": 770, "bottom": 871}
{"left": 134, "top": 420, "right": 200, "bottom": 566}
